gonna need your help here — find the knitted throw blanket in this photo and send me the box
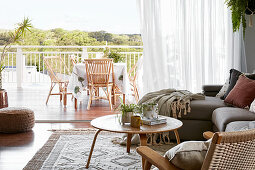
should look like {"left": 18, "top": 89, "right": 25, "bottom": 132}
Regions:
{"left": 138, "top": 89, "right": 205, "bottom": 118}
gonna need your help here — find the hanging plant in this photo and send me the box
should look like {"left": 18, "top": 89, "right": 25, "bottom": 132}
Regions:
{"left": 225, "top": 0, "right": 255, "bottom": 37}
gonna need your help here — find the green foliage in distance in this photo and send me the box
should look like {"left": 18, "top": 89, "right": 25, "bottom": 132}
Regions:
{"left": 0, "top": 29, "right": 143, "bottom": 49}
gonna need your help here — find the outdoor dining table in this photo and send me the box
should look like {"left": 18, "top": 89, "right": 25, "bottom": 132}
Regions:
{"left": 68, "top": 62, "right": 132, "bottom": 109}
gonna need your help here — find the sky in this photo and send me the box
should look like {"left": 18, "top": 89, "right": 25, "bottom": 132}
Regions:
{"left": 0, "top": 0, "right": 140, "bottom": 34}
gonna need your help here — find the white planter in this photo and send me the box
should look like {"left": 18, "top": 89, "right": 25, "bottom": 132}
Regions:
{"left": 121, "top": 112, "right": 133, "bottom": 124}
{"left": 143, "top": 104, "right": 158, "bottom": 119}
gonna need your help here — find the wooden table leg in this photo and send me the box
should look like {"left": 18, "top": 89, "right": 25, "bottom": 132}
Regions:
{"left": 112, "top": 86, "right": 116, "bottom": 105}
{"left": 123, "top": 94, "right": 125, "bottom": 104}
{"left": 74, "top": 98, "right": 77, "bottom": 110}
{"left": 174, "top": 129, "right": 181, "bottom": 144}
{"left": 139, "top": 134, "right": 147, "bottom": 169}
{"left": 63, "top": 93, "right": 67, "bottom": 106}
{"left": 86, "top": 129, "right": 102, "bottom": 169}
{"left": 126, "top": 133, "right": 132, "bottom": 153}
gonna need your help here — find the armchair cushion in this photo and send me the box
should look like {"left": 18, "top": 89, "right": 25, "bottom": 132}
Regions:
{"left": 165, "top": 140, "right": 211, "bottom": 170}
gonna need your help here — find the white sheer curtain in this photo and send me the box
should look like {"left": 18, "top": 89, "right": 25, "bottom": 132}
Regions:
{"left": 137, "top": 0, "right": 246, "bottom": 95}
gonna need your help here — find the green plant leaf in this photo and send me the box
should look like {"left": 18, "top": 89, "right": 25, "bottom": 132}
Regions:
{"left": 225, "top": 0, "right": 248, "bottom": 37}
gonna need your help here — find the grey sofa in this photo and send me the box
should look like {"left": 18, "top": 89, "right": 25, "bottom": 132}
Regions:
{"left": 174, "top": 85, "right": 255, "bottom": 141}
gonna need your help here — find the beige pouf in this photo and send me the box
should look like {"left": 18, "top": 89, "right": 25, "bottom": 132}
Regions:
{"left": 0, "top": 107, "right": 35, "bottom": 133}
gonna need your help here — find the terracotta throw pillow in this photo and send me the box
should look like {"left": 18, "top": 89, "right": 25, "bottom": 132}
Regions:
{"left": 223, "top": 69, "right": 255, "bottom": 99}
{"left": 225, "top": 75, "right": 255, "bottom": 108}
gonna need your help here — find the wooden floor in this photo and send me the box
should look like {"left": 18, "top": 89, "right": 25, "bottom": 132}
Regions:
{"left": 0, "top": 84, "right": 119, "bottom": 170}
{"left": 0, "top": 123, "right": 92, "bottom": 170}
{"left": 6, "top": 84, "right": 118, "bottom": 121}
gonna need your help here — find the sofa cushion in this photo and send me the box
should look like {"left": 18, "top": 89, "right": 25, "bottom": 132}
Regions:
{"left": 223, "top": 69, "right": 242, "bottom": 99}
{"left": 223, "top": 69, "right": 255, "bottom": 99}
{"left": 203, "top": 85, "right": 223, "bottom": 97}
{"left": 224, "top": 75, "right": 255, "bottom": 108}
{"left": 225, "top": 121, "right": 255, "bottom": 132}
{"left": 225, "top": 121, "right": 250, "bottom": 132}
{"left": 249, "top": 99, "right": 255, "bottom": 113}
{"left": 181, "top": 97, "right": 228, "bottom": 121}
{"left": 216, "top": 78, "right": 229, "bottom": 98}
{"left": 212, "top": 107, "right": 255, "bottom": 131}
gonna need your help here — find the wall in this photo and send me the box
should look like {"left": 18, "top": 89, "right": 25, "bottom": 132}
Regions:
{"left": 245, "top": 15, "right": 255, "bottom": 73}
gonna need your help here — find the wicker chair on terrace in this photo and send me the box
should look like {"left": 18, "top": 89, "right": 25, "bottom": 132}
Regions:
{"left": 44, "top": 56, "right": 72, "bottom": 106}
{"left": 85, "top": 59, "right": 114, "bottom": 110}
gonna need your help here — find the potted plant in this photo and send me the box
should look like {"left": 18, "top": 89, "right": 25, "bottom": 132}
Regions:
{"left": 142, "top": 103, "right": 158, "bottom": 119}
{"left": 103, "top": 48, "right": 124, "bottom": 63}
{"left": 0, "top": 18, "right": 32, "bottom": 108}
{"left": 118, "top": 103, "right": 139, "bottom": 124}
{"left": 225, "top": 0, "right": 255, "bottom": 36}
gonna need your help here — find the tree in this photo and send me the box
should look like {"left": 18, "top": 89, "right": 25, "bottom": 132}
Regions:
{"left": 57, "top": 31, "right": 100, "bottom": 46}
{"left": 0, "top": 17, "right": 32, "bottom": 89}
{"left": 89, "top": 31, "right": 113, "bottom": 42}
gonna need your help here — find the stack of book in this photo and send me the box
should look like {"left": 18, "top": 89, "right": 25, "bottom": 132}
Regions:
{"left": 142, "top": 116, "right": 167, "bottom": 125}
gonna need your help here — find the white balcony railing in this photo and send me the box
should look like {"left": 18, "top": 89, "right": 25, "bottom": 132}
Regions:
{"left": 1, "top": 45, "right": 143, "bottom": 87}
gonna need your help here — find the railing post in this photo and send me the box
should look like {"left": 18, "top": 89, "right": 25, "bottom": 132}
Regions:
{"left": 16, "top": 47, "right": 24, "bottom": 88}
{"left": 82, "top": 47, "right": 88, "bottom": 59}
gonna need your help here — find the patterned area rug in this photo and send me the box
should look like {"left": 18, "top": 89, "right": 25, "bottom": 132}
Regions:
{"left": 23, "top": 129, "right": 176, "bottom": 170}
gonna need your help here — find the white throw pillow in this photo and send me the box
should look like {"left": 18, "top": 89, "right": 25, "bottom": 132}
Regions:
{"left": 164, "top": 139, "right": 211, "bottom": 170}
{"left": 216, "top": 78, "right": 229, "bottom": 98}
{"left": 249, "top": 99, "right": 255, "bottom": 113}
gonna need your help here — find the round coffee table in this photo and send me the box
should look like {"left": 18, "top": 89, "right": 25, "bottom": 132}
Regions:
{"left": 86, "top": 114, "right": 183, "bottom": 168}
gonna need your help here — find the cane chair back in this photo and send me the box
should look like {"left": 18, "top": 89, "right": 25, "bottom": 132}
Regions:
{"left": 44, "top": 56, "right": 70, "bottom": 83}
{"left": 201, "top": 129, "right": 255, "bottom": 170}
{"left": 85, "top": 59, "right": 113, "bottom": 86}
{"left": 84, "top": 59, "right": 114, "bottom": 110}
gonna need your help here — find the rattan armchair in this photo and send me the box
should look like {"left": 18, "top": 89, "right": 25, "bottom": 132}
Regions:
{"left": 85, "top": 59, "right": 114, "bottom": 110}
{"left": 137, "top": 129, "right": 255, "bottom": 170}
{"left": 44, "top": 56, "right": 72, "bottom": 106}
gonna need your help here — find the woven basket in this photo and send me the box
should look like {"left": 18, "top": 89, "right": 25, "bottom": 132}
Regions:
{"left": 0, "top": 107, "right": 35, "bottom": 133}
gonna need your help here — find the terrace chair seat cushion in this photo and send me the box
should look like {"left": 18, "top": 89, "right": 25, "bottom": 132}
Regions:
{"left": 55, "top": 73, "right": 70, "bottom": 82}
{"left": 0, "top": 107, "right": 35, "bottom": 133}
